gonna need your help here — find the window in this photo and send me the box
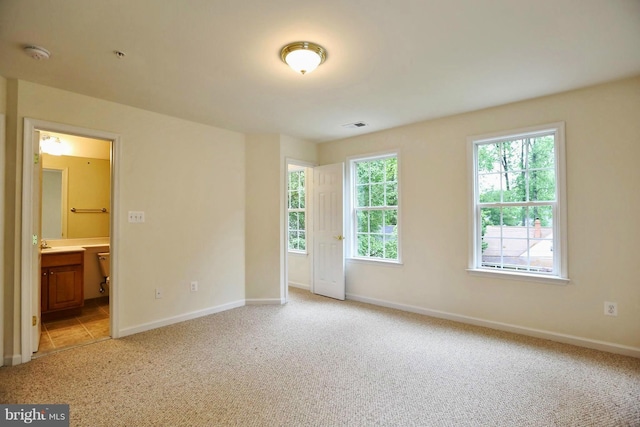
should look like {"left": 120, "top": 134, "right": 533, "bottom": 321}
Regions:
{"left": 287, "top": 169, "right": 306, "bottom": 252}
{"left": 350, "top": 153, "right": 399, "bottom": 262}
{"left": 469, "top": 123, "right": 567, "bottom": 281}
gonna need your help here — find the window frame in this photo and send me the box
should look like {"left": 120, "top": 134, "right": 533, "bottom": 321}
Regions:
{"left": 287, "top": 168, "right": 307, "bottom": 254}
{"left": 347, "top": 150, "right": 401, "bottom": 264}
{"left": 467, "top": 122, "right": 569, "bottom": 284}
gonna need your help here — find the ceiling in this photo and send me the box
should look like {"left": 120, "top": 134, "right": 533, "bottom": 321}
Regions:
{"left": 1, "top": 0, "right": 639, "bottom": 143}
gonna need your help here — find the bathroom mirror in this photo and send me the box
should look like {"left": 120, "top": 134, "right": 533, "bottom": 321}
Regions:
{"left": 40, "top": 133, "right": 111, "bottom": 239}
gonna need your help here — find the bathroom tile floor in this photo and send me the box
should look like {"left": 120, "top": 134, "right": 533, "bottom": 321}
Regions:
{"left": 36, "top": 297, "right": 110, "bottom": 357}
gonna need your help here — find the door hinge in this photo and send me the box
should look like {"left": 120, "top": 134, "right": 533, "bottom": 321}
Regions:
{"left": 32, "top": 316, "right": 37, "bottom": 326}
{"left": 33, "top": 153, "right": 40, "bottom": 164}
{"left": 32, "top": 234, "right": 38, "bottom": 245}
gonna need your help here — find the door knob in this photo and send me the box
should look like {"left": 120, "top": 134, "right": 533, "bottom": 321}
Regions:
{"left": 334, "top": 235, "right": 345, "bottom": 241}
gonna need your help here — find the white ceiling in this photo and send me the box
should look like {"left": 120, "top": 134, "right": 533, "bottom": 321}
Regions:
{"left": 1, "top": 0, "right": 639, "bottom": 143}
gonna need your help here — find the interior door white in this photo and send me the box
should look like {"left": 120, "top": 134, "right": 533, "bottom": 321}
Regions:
{"left": 313, "top": 163, "right": 345, "bottom": 300}
{"left": 31, "top": 130, "right": 42, "bottom": 352}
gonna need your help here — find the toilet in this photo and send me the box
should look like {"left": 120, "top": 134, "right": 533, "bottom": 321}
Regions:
{"left": 97, "top": 252, "right": 110, "bottom": 293}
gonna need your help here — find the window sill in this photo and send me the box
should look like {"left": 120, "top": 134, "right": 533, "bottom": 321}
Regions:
{"left": 347, "top": 257, "right": 404, "bottom": 267}
{"left": 466, "top": 268, "right": 570, "bottom": 285}
{"left": 288, "top": 251, "right": 308, "bottom": 256}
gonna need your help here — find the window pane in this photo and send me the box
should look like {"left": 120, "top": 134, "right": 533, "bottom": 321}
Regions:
{"left": 288, "top": 212, "right": 297, "bottom": 231}
{"left": 298, "top": 231, "right": 306, "bottom": 251}
{"left": 384, "top": 236, "right": 398, "bottom": 260}
{"left": 384, "top": 209, "right": 397, "bottom": 229}
{"left": 529, "top": 135, "right": 555, "bottom": 169}
{"left": 299, "top": 171, "right": 305, "bottom": 188}
{"left": 370, "top": 183, "right": 385, "bottom": 206}
{"left": 369, "top": 210, "right": 383, "bottom": 233}
{"left": 503, "top": 172, "right": 526, "bottom": 202}
{"left": 290, "top": 191, "right": 299, "bottom": 209}
{"left": 481, "top": 207, "right": 501, "bottom": 234}
{"left": 478, "top": 173, "right": 501, "bottom": 203}
{"left": 356, "top": 162, "right": 370, "bottom": 185}
{"left": 357, "top": 233, "right": 369, "bottom": 257}
{"left": 385, "top": 157, "right": 398, "bottom": 182}
{"left": 386, "top": 182, "right": 398, "bottom": 206}
{"left": 502, "top": 139, "right": 525, "bottom": 173}
{"left": 298, "top": 212, "right": 305, "bottom": 231}
{"left": 357, "top": 210, "right": 369, "bottom": 233}
{"left": 502, "top": 206, "right": 525, "bottom": 227}
{"left": 370, "top": 234, "right": 384, "bottom": 258}
{"left": 529, "top": 169, "right": 555, "bottom": 201}
{"left": 370, "top": 160, "right": 384, "bottom": 183}
{"left": 477, "top": 143, "right": 501, "bottom": 174}
{"left": 357, "top": 185, "right": 370, "bottom": 207}
{"left": 298, "top": 190, "right": 305, "bottom": 209}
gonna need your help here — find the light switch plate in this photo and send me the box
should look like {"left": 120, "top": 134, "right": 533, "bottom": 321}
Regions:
{"left": 128, "top": 211, "right": 145, "bottom": 223}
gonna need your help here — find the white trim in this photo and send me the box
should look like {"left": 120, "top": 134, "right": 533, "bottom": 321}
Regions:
{"left": 21, "top": 118, "right": 121, "bottom": 363}
{"left": 245, "top": 298, "right": 284, "bottom": 305}
{"left": 467, "top": 122, "right": 568, "bottom": 281}
{"left": 346, "top": 149, "right": 401, "bottom": 263}
{"left": 466, "top": 268, "right": 570, "bottom": 285}
{"left": 0, "top": 113, "right": 4, "bottom": 367}
{"left": 288, "top": 281, "right": 310, "bottom": 291}
{"left": 4, "top": 354, "right": 22, "bottom": 367}
{"left": 347, "top": 292, "right": 640, "bottom": 359}
{"left": 119, "top": 300, "right": 245, "bottom": 337}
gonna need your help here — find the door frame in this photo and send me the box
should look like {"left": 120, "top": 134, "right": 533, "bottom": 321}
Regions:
{"left": 283, "top": 158, "right": 316, "bottom": 302}
{"left": 20, "top": 118, "right": 121, "bottom": 363}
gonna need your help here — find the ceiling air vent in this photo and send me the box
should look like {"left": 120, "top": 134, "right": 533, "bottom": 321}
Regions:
{"left": 342, "top": 122, "right": 368, "bottom": 129}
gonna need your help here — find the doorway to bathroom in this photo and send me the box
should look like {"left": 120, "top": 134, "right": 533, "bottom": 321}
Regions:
{"left": 20, "top": 119, "right": 120, "bottom": 363}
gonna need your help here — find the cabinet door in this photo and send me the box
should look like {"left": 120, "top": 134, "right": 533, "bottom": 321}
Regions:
{"left": 48, "top": 265, "right": 84, "bottom": 311}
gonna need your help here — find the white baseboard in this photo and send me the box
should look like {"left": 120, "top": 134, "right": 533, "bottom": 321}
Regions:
{"left": 288, "top": 281, "right": 310, "bottom": 291}
{"left": 119, "top": 300, "right": 245, "bottom": 337}
{"left": 347, "top": 293, "right": 640, "bottom": 359}
{"left": 245, "top": 298, "right": 284, "bottom": 305}
{"left": 4, "top": 354, "right": 22, "bottom": 367}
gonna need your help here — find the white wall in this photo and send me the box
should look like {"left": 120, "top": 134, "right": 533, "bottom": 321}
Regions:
{"left": 4, "top": 80, "right": 246, "bottom": 359}
{"left": 318, "top": 76, "right": 640, "bottom": 353}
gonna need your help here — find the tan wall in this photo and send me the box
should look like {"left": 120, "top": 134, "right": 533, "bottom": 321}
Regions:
{"left": 3, "top": 80, "right": 246, "bottom": 360}
{"left": 42, "top": 154, "right": 111, "bottom": 238}
{"left": 318, "top": 76, "right": 640, "bottom": 350}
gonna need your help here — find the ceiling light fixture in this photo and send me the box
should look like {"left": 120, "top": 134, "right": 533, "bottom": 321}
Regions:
{"left": 280, "top": 41, "right": 327, "bottom": 75}
{"left": 24, "top": 45, "right": 51, "bottom": 60}
{"left": 40, "top": 135, "right": 64, "bottom": 156}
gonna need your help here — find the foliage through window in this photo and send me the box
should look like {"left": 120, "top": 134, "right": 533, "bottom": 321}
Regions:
{"left": 471, "top": 124, "right": 566, "bottom": 278}
{"left": 288, "top": 169, "right": 306, "bottom": 252}
{"left": 351, "top": 154, "right": 399, "bottom": 261}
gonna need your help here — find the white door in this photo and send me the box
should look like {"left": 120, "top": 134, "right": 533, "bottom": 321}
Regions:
{"left": 313, "top": 163, "right": 345, "bottom": 300}
{"left": 31, "top": 130, "right": 42, "bottom": 352}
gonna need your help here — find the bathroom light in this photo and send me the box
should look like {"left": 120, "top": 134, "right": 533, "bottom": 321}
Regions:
{"left": 280, "top": 42, "right": 327, "bottom": 75}
{"left": 40, "top": 135, "right": 64, "bottom": 156}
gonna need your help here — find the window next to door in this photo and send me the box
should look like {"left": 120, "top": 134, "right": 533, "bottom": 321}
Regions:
{"left": 348, "top": 152, "right": 400, "bottom": 263}
{"left": 288, "top": 168, "right": 307, "bottom": 253}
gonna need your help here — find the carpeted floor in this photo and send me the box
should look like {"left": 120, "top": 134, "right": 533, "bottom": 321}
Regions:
{"left": 1, "top": 288, "right": 639, "bottom": 426}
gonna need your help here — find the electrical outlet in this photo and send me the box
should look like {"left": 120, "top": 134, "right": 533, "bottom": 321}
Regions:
{"left": 155, "top": 288, "right": 163, "bottom": 299}
{"left": 190, "top": 281, "right": 198, "bottom": 292}
{"left": 604, "top": 301, "right": 617, "bottom": 316}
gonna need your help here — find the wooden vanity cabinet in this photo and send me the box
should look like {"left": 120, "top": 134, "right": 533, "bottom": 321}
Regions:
{"left": 41, "top": 251, "right": 84, "bottom": 316}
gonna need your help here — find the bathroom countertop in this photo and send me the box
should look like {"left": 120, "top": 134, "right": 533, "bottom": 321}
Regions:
{"left": 40, "top": 246, "right": 86, "bottom": 254}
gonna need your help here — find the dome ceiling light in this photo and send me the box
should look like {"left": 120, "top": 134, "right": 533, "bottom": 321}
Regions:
{"left": 280, "top": 41, "right": 327, "bottom": 75}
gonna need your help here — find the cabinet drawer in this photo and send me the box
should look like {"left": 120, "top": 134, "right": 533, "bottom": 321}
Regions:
{"left": 42, "top": 251, "right": 84, "bottom": 268}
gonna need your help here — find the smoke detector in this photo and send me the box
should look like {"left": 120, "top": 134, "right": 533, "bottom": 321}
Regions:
{"left": 24, "top": 45, "right": 51, "bottom": 60}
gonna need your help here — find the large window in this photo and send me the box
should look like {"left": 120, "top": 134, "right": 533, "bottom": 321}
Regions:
{"left": 288, "top": 169, "right": 306, "bottom": 252}
{"left": 469, "top": 123, "right": 567, "bottom": 281}
{"left": 350, "top": 153, "right": 399, "bottom": 262}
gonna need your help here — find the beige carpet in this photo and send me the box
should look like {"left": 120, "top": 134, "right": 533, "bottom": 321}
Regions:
{"left": 1, "top": 288, "right": 639, "bottom": 426}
